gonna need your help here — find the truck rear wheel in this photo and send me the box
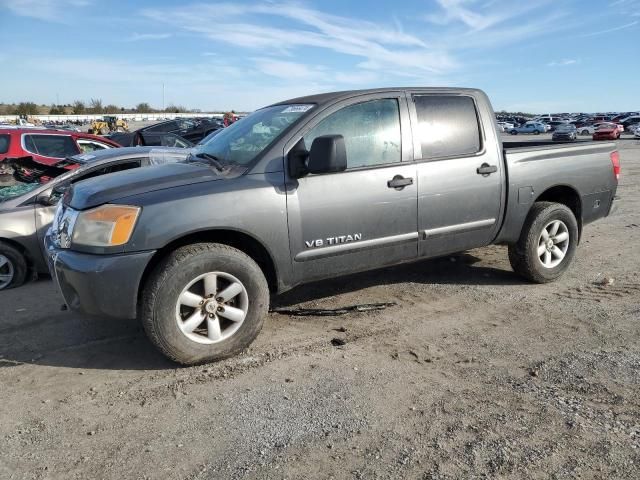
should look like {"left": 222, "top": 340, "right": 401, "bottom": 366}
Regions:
{"left": 0, "top": 241, "right": 28, "bottom": 290}
{"left": 141, "top": 243, "right": 269, "bottom": 365}
{"left": 508, "top": 202, "right": 578, "bottom": 283}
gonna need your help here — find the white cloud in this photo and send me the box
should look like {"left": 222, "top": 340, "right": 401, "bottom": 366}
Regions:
{"left": 9, "top": 53, "right": 334, "bottom": 110}
{"left": 0, "top": 0, "right": 89, "bottom": 21}
{"left": 141, "top": 2, "right": 457, "bottom": 76}
{"left": 425, "top": 0, "right": 507, "bottom": 31}
{"left": 253, "top": 58, "right": 325, "bottom": 80}
{"left": 126, "top": 33, "right": 173, "bottom": 42}
{"left": 424, "top": 0, "right": 549, "bottom": 32}
{"left": 575, "top": 20, "right": 638, "bottom": 37}
{"left": 547, "top": 59, "right": 580, "bottom": 67}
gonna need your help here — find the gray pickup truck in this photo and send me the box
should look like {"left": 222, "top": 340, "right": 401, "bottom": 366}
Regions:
{"left": 46, "top": 88, "right": 620, "bottom": 365}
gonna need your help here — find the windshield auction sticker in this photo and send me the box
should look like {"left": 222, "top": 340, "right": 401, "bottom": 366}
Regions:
{"left": 281, "top": 105, "right": 314, "bottom": 113}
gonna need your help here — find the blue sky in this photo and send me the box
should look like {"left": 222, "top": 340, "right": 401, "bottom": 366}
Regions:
{"left": 1, "top": 0, "right": 638, "bottom": 113}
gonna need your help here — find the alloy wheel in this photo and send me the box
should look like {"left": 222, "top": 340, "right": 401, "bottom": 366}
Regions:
{"left": 175, "top": 271, "right": 249, "bottom": 344}
{"left": 537, "top": 220, "right": 570, "bottom": 268}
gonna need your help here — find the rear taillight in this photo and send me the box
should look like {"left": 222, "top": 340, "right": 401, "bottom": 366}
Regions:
{"left": 610, "top": 151, "right": 620, "bottom": 181}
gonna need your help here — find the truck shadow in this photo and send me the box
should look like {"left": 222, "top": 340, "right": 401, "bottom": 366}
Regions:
{"left": 273, "top": 253, "right": 521, "bottom": 307}
{"left": 0, "top": 253, "right": 520, "bottom": 371}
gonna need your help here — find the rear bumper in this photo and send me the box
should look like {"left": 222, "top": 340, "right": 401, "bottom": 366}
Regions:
{"left": 46, "top": 235, "right": 155, "bottom": 319}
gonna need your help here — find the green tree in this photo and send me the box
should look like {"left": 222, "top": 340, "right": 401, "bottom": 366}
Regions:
{"left": 88, "top": 98, "right": 103, "bottom": 114}
{"left": 13, "top": 102, "right": 39, "bottom": 116}
{"left": 72, "top": 100, "right": 86, "bottom": 114}
{"left": 49, "top": 104, "right": 65, "bottom": 115}
{"left": 135, "top": 102, "right": 152, "bottom": 113}
{"left": 165, "top": 104, "right": 187, "bottom": 113}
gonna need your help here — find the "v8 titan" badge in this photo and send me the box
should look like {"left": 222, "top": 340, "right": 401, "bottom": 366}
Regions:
{"left": 305, "top": 233, "right": 362, "bottom": 249}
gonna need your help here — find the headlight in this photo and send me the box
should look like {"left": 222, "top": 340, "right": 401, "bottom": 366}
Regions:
{"left": 72, "top": 205, "right": 141, "bottom": 247}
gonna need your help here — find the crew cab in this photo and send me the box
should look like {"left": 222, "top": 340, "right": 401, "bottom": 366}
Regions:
{"left": 46, "top": 88, "right": 620, "bottom": 365}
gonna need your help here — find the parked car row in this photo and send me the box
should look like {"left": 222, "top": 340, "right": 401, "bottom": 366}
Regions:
{"left": 498, "top": 110, "right": 640, "bottom": 135}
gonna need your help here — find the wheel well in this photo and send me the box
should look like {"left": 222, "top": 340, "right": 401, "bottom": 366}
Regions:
{"left": 535, "top": 185, "right": 583, "bottom": 237}
{"left": 137, "top": 230, "right": 279, "bottom": 303}
{"left": 0, "top": 237, "right": 34, "bottom": 269}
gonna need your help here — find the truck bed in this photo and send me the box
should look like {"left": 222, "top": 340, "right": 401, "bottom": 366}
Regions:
{"left": 495, "top": 140, "right": 617, "bottom": 244}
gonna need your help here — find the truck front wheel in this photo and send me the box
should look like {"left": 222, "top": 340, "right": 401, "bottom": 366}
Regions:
{"left": 141, "top": 243, "right": 269, "bottom": 365}
{"left": 508, "top": 202, "right": 578, "bottom": 283}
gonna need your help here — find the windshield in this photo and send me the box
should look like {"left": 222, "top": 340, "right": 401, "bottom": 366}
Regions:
{"left": 192, "top": 104, "right": 314, "bottom": 166}
{"left": 0, "top": 182, "right": 40, "bottom": 202}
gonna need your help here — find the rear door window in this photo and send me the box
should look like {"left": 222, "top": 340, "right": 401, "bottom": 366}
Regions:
{"left": 413, "top": 95, "right": 482, "bottom": 160}
{"left": 23, "top": 134, "right": 81, "bottom": 158}
{"left": 0, "top": 134, "right": 9, "bottom": 154}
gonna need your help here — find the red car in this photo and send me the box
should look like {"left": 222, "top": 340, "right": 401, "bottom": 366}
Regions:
{"left": 0, "top": 128, "right": 120, "bottom": 167}
{"left": 593, "top": 123, "right": 620, "bottom": 141}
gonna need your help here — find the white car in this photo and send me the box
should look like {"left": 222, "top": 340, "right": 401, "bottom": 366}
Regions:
{"left": 633, "top": 124, "right": 640, "bottom": 138}
{"left": 577, "top": 125, "right": 596, "bottom": 135}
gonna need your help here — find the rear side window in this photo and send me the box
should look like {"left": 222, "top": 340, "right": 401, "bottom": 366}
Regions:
{"left": 0, "top": 134, "right": 9, "bottom": 154}
{"left": 23, "top": 134, "right": 80, "bottom": 158}
{"left": 413, "top": 95, "right": 481, "bottom": 159}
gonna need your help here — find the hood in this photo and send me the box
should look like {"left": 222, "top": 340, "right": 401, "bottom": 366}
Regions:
{"left": 68, "top": 162, "right": 232, "bottom": 210}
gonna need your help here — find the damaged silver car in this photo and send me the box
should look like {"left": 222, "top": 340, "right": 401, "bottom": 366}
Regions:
{"left": 0, "top": 147, "right": 190, "bottom": 290}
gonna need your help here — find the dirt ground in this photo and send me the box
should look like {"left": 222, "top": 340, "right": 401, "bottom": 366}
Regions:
{"left": 1, "top": 135, "right": 639, "bottom": 479}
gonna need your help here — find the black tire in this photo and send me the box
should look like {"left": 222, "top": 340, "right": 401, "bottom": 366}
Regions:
{"left": 510, "top": 130, "right": 518, "bottom": 135}
{"left": 534, "top": 130, "right": 541, "bottom": 135}
{"left": 508, "top": 202, "right": 578, "bottom": 283}
{"left": 141, "top": 243, "right": 269, "bottom": 365}
{"left": 0, "top": 241, "right": 28, "bottom": 290}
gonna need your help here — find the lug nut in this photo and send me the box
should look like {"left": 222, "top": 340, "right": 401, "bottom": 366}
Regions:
{"left": 209, "top": 314, "right": 214, "bottom": 318}
{"left": 217, "top": 306, "right": 224, "bottom": 312}
{"left": 216, "top": 297, "right": 223, "bottom": 302}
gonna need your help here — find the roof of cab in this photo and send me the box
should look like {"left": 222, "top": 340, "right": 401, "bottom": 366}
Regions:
{"left": 271, "top": 87, "right": 483, "bottom": 108}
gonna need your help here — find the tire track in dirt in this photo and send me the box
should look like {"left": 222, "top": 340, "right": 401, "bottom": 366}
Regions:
{"left": 555, "top": 282, "right": 640, "bottom": 302}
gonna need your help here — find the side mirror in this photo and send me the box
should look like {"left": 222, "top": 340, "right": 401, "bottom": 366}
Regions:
{"left": 307, "top": 135, "right": 347, "bottom": 175}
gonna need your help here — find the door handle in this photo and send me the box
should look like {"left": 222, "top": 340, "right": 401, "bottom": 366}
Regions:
{"left": 477, "top": 163, "right": 498, "bottom": 175}
{"left": 387, "top": 175, "right": 413, "bottom": 190}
